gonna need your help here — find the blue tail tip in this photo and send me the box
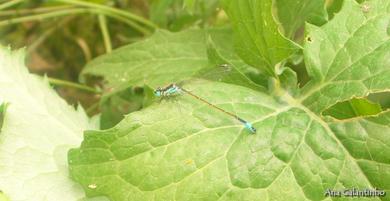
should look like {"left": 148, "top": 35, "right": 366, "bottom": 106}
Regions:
{"left": 244, "top": 122, "right": 256, "bottom": 134}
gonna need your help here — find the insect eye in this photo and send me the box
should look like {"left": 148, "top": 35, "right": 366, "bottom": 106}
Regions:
{"left": 154, "top": 90, "right": 161, "bottom": 97}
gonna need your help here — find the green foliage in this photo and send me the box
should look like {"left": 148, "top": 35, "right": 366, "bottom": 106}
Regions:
{"left": 275, "top": 0, "right": 328, "bottom": 38}
{"left": 82, "top": 29, "right": 212, "bottom": 90}
{"left": 150, "top": 0, "right": 219, "bottom": 30}
{"left": 203, "top": 36, "right": 266, "bottom": 91}
{"left": 368, "top": 92, "right": 390, "bottom": 109}
{"left": 221, "top": 0, "right": 299, "bottom": 76}
{"left": 301, "top": 0, "right": 390, "bottom": 113}
{"left": 278, "top": 67, "right": 299, "bottom": 96}
{"left": 99, "top": 87, "right": 145, "bottom": 129}
{"left": 0, "top": 0, "right": 389, "bottom": 200}
{"left": 69, "top": 80, "right": 282, "bottom": 200}
{"left": 67, "top": 0, "right": 390, "bottom": 200}
{"left": 82, "top": 28, "right": 257, "bottom": 92}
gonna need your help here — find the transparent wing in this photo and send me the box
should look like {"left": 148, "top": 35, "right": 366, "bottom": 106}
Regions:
{"left": 193, "top": 37, "right": 267, "bottom": 92}
{"left": 194, "top": 62, "right": 266, "bottom": 93}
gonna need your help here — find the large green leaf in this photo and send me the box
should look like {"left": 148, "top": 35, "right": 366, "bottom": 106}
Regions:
{"left": 221, "top": 0, "right": 298, "bottom": 76}
{"left": 69, "top": 0, "right": 390, "bottom": 200}
{"left": 69, "top": 80, "right": 292, "bottom": 200}
{"left": 69, "top": 80, "right": 389, "bottom": 200}
{"left": 0, "top": 47, "right": 108, "bottom": 201}
{"left": 275, "top": 0, "right": 328, "bottom": 38}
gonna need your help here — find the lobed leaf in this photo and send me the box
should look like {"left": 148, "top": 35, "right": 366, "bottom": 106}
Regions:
{"left": 69, "top": 80, "right": 390, "bottom": 200}
{"left": 68, "top": 0, "right": 390, "bottom": 200}
{"left": 0, "top": 47, "right": 108, "bottom": 201}
{"left": 69, "top": 81, "right": 292, "bottom": 201}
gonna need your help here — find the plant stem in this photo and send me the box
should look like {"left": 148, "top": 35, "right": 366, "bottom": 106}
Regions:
{"left": 45, "top": 77, "right": 101, "bottom": 94}
{"left": 0, "top": 0, "right": 24, "bottom": 10}
{"left": 54, "top": 0, "right": 158, "bottom": 29}
{"left": 0, "top": 7, "right": 151, "bottom": 35}
{"left": 98, "top": 9, "right": 151, "bottom": 35}
{"left": 98, "top": 14, "right": 112, "bottom": 53}
{"left": 0, "top": 5, "right": 74, "bottom": 16}
{"left": 0, "top": 8, "right": 87, "bottom": 27}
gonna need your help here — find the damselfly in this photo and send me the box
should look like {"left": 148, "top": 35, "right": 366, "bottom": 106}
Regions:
{"left": 154, "top": 83, "right": 256, "bottom": 134}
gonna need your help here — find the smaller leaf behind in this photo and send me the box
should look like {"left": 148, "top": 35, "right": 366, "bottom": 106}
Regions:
{"left": 149, "top": 0, "right": 219, "bottom": 30}
{"left": 195, "top": 36, "right": 266, "bottom": 92}
{"left": 275, "top": 0, "right": 328, "bottom": 39}
{"left": 149, "top": 0, "right": 175, "bottom": 27}
{"left": 82, "top": 28, "right": 248, "bottom": 94}
{"left": 323, "top": 98, "right": 383, "bottom": 120}
{"left": 99, "top": 88, "right": 145, "bottom": 129}
{"left": 222, "top": 0, "right": 299, "bottom": 76}
{"left": 368, "top": 92, "right": 390, "bottom": 110}
{"left": 278, "top": 67, "right": 299, "bottom": 96}
{"left": 82, "top": 29, "right": 209, "bottom": 91}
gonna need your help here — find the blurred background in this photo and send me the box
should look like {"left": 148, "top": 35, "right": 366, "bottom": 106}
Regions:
{"left": 0, "top": 0, "right": 225, "bottom": 128}
{"left": 0, "top": 0, "right": 388, "bottom": 129}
